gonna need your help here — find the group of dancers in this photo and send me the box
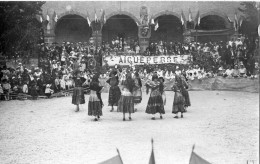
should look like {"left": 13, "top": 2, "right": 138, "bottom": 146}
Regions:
{"left": 71, "top": 69, "right": 191, "bottom": 121}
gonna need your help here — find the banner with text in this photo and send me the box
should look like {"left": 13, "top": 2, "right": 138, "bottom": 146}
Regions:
{"left": 103, "top": 55, "right": 191, "bottom": 66}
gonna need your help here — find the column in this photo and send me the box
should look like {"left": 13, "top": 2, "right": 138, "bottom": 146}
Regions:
{"left": 138, "top": 25, "right": 151, "bottom": 53}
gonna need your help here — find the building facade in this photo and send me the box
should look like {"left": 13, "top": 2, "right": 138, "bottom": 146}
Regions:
{"left": 41, "top": 1, "right": 242, "bottom": 52}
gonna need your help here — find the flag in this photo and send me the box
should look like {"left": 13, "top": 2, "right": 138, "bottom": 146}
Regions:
{"left": 181, "top": 10, "right": 186, "bottom": 29}
{"left": 46, "top": 11, "right": 50, "bottom": 22}
{"left": 227, "top": 16, "right": 232, "bottom": 23}
{"left": 188, "top": 8, "right": 193, "bottom": 22}
{"left": 258, "top": 24, "right": 260, "bottom": 37}
{"left": 87, "top": 11, "right": 91, "bottom": 26}
{"left": 151, "top": 18, "right": 155, "bottom": 25}
{"left": 94, "top": 9, "right": 98, "bottom": 22}
{"left": 234, "top": 13, "right": 238, "bottom": 31}
{"left": 194, "top": 11, "right": 200, "bottom": 28}
{"left": 40, "top": 16, "right": 43, "bottom": 23}
{"left": 148, "top": 139, "right": 156, "bottom": 164}
{"left": 136, "top": 22, "right": 139, "bottom": 26}
{"left": 100, "top": 9, "right": 106, "bottom": 24}
{"left": 154, "top": 20, "right": 159, "bottom": 31}
{"left": 239, "top": 16, "right": 243, "bottom": 27}
{"left": 189, "top": 145, "right": 211, "bottom": 164}
{"left": 52, "top": 11, "right": 58, "bottom": 22}
{"left": 99, "top": 149, "right": 124, "bottom": 164}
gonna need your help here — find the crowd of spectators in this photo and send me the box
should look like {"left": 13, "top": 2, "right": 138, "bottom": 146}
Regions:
{"left": 0, "top": 36, "right": 259, "bottom": 101}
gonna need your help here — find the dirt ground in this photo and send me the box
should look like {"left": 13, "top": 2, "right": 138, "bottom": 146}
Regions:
{"left": 0, "top": 91, "right": 259, "bottom": 164}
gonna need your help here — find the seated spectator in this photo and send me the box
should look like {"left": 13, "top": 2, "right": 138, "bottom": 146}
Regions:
{"left": 232, "top": 65, "right": 240, "bottom": 78}
{"left": 2, "top": 79, "right": 11, "bottom": 100}
{"left": 238, "top": 64, "right": 247, "bottom": 77}
{"left": 223, "top": 65, "right": 233, "bottom": 78}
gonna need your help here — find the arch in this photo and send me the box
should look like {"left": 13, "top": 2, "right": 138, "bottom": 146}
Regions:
{"left": 105, "top": 11, "right": 141, "bottom": 25}
{"left": 200, "top": 10, "right": 231, "bottom": 28}
{"left": 152, "top": 10, "right": 181, "bottom": 21}
{"left": 54, "top": 10, "right": 89, "bottom": 31}
{"left": 54, "top": 14, "right": 92, "bottom": 43}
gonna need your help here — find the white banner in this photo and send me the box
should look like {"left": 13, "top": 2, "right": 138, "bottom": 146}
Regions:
{"left": 103, "top": 55, "right": 191, "bottom": 66}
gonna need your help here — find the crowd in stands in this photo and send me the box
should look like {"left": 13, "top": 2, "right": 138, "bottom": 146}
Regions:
{"left": 0, "top": 36, "right": 259, "bottom": 101}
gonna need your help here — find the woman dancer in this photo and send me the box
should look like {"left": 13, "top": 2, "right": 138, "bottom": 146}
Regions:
{"left": 145, "top": 75, "right": 165, "bottom": 120}
{"left": 180, "top": 73, "right": 191, "bottom": 112}
{"left": 172, "top": 75, "right": 185, "bottom": 118}
{"left": 117, "top": 72, "right": 135, "bottom": 121}
{"left": 88, "top": 74, "right": 103, "bottom": 121}
{"left": 159, "top": 77, "right": 166, "bottom": 106}
{"left": 106, "top": 70, "right": 121, "bottom": 112}
{"left": 133, "top": 72, "right": 142, "bottom": 112}
{"left": 72, "top": 70, "right": 86, "bottom": 112}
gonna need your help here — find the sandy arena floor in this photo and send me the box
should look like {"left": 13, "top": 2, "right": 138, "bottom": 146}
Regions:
{"left": 0, "top": 91, "right": 259, "bottom": 164}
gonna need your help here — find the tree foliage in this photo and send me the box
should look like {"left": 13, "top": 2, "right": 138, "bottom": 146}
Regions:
{"left": 0, "top": 1, "right": 45, "bottom": 57}
{"left": 238, "top": 1, "right": 260, "bottom": 37}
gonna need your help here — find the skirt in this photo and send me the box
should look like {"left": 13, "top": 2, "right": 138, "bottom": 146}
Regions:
{"left": 88, "top": 101, "right": 102, "bottom": 116}
{"left": 145, "top": 95, "right": 165, "bottom": 114}
{"left": 133, "top": 88, "right": 142, "bottom": 104}
{"left": 117, "top": 95, "right": 134, "bottom": 113}
{"left": 182, "top": 89, "right": 191, "bottom": 107}
{"left": 172, "top": 92, "right": 185, "bottom": 114}
{"left": 108, "top": 86, "right": 121, "bottom": 106}
{"left": 72, "top": 87, "right": 85, "bottom": 105}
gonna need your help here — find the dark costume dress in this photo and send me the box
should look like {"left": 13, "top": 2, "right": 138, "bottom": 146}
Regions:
{"left": 106, "top": 76, "right": 121, "bottom": 106}
{"left": 145, "top": 81, "right": 165, "bottom": 114}
{"left": 133, "top": 77, "right": 142, "bottom": 104}
{"left": 181, "top": 76, "right": 191, "bottom": 107}
{"left": 88, "top": 82, "right": 103, "bottom": 116}
{"left": 172, "top": 84, "right": 185, "bottom": 114}
{"left": 72, "top": 77, "right": 86, "bottom": 105}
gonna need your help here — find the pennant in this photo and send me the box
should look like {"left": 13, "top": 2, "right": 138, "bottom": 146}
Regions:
{"left": 100, "top": 9, "right": 106, "bottom": 24}
{"left": 151, "top": 18, "right": 155, "bottom": 25}
{"left": 227, "top": 16, "right": 232, "bottom": 23}
{"left": 239, "top": 16, "right": 243, "bottom": 27}
{"left": 188, "top": 8, "right": 193, "bottom": 22}
{"left": 87, "top": 12, "right": 91, "bottom": 26}
{"left": 154, "top": 20, "right": 159, "bottom": 31}
{"left": 189, "top": 145, "right": 211, "bottom": 164}
{"left": 94, "top": 9, "right": 98, "bottom": 22}
{"left": 46, "top": 11, "right": 50, "bottom": 22}
{"left": 194, "top": 11, "right": 200, "bottom": 28}
{"left": 99, "top": 149, "right": 124, "bottom": 164}
{"left": 148, "top": 139, "right": 156, "bottom": 164}
{"left": 181, "top": 10, "right": 186, "bottom": 29}
{"left": 234, "top": 13, "right": 238, "bottom": 31}
{"left": 54, "top": 12, "right": 58, "bottom": 22}
{"left": 40, "top": 16, "right": 43, "bottom": 23}
{"left": 258, "top": 24, "right": 260, "bottom": 37}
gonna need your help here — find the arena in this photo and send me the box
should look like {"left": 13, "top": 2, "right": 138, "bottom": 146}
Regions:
{"left": 0, "top": 91, "right": 258, "bottom": 164}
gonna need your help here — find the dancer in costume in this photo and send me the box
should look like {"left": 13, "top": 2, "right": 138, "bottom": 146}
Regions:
{"left": 88, "top": 74, "right": 104, "bottom": 121}
{"left": 117, "top": 72, "right": 135, "bottom": 121}
{"left": 159, "top": 77, "right": 166, "bottom": 106}
{"left": 133, "top": 72, "right": 142, "bottom": 112}
{"left": 72, "top": 70, "right": 86, "bottom": 112}
{"left": 106, "top": 70, "right": 121, "bottom": 112}
{"left": 145, "top": 75, "right": 165, "bottom": 120}
{"left": 172, "top": 75, "right": 185, "bottom": 118}
{"left": 180, "top": 74, "right": 191, "bottom": 111}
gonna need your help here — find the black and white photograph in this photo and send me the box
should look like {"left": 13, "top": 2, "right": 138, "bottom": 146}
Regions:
{"left": 0, "top": 0, "right": 259, "bottom": 164}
